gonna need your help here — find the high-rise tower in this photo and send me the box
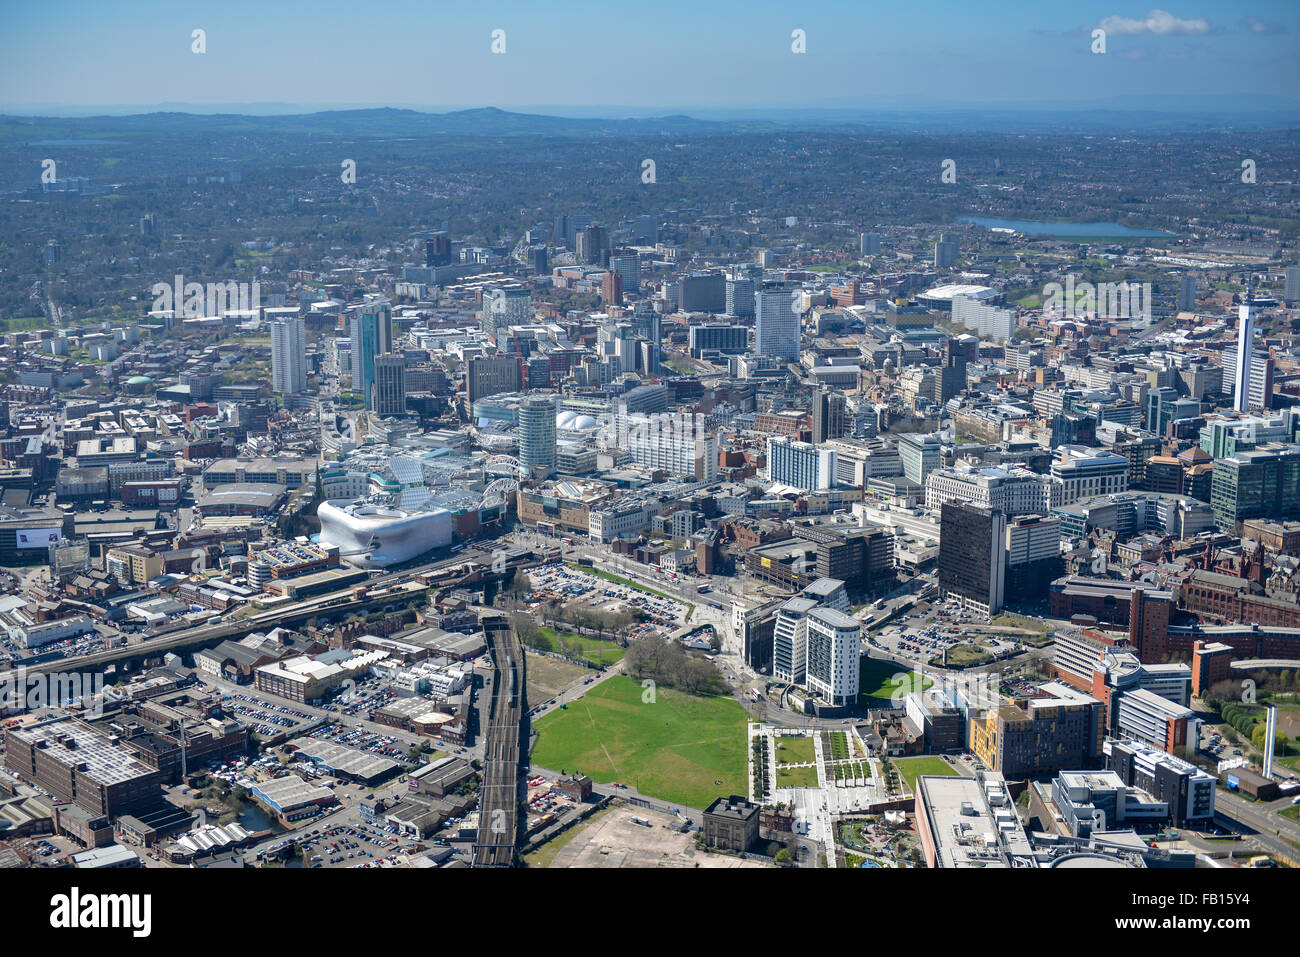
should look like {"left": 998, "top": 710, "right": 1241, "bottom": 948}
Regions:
{"left": 270, "top": 317, "right": 307, "bottom": 394}
{"left": 1234, "top": 284, "right": 1255, "bottom": 413}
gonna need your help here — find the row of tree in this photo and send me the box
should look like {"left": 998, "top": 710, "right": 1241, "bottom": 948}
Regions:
{"left": 503, "top": 570, "right": 644, "bottom": 639}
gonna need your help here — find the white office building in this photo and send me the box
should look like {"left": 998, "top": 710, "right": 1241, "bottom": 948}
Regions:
{"left": 1115, "top": 688, "right": 1198, "bottom": 752}
{"left": 767, "top": 436, "right": 836, "bottom": 491}
{"left": 1005, "top": 514, "right": 1061, "bottom": 566}
{"left": 826, "top": 439, "right": 902, "bottom": 486}
{"left": 899, "top": 433, "right": 943, "bottom": 486}
{"left": 1286, "top": 265, "right": 1300, "bottom": 305}
{"left": 588, "top": 499, "right": 656, "bottom": 543}
{"left": 755, "top": 282, "right": 801, "bottom": 360}
{"left": 951, "top": 294, "right": 1015, "bottom": 342}
{"left": 926, "top": 465, "right": 1050, "bottom": 517}
{"left": 622, "top": 412, "right": 718, "bottom": 482}
{"left": 1050, "top": 446, "right": 1129, "bottom": 507}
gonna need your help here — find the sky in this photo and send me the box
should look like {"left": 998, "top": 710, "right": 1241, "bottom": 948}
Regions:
{"left": 2, "top": 1, "right": 1298, "bottom": 115}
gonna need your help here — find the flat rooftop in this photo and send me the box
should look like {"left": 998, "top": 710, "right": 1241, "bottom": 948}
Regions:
{"left": 253, "top": 774, "right": 333, "bottom": 810}
{"left": 292, "top": 738, "right": 401, "bottom": 781}
{"left": 9, "top": 717, "right": 157, "bottom": 787}
{"left": 919, "top": 773, "right": 1033, "bottom": 868}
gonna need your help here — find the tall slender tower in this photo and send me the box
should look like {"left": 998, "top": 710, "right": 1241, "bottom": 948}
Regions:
{"left": 1234, "top": 283, "right": 1255, "bottom": 413}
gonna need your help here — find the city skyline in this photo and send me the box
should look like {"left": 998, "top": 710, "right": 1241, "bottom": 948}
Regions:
{"left": 1, "top": 0, "right": 1298, "bottom": 898}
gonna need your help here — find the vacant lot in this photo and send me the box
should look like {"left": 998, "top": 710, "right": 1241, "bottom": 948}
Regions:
{"left": 537, "top": 804, "right": 768, "bottom": 868}
{"left": 531, "top": 675, "right": 748, "bottom": 810}
{"left": 894, "top": 756, "right": 959, "bottom": 793}
{"left": 939, "top": 643, "right": 994, "bottom": 668}
{"left": 525, "top": 650, "right": 590, "bottom": 705}
{"left": 523, "top": 805, "right": 615, "bottom": 868}
{"left": 991, "top": 612, "right": 1049, "bottom": 634}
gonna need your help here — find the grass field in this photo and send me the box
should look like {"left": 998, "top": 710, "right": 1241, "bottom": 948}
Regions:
{"left": 775, "top": 764, "right": 821, "bottom": 788}
{"left": 991, "top": 612, "right": 1050, "bottom": 634}
{"left": 537, "top": 628, "right": 625, "bottom": 667}
{"left": 774, "top": 735, "right": 816, "bottom": 766}
{"left": 894, "top": 757, "right": 959, "bottom": 793}
{"left": 564, "top": 636, "right": 624, "bottom": 667}
{"left": 1016, "top": 631, "right": 1056, "bottom": 649}
{"left": 859, "top": 657, "right": 932, "bottom": 707}
{"left": 0, "top": 316, "right": 50, "bottom": 332}
{"left": 530, "top": 675, "right": 748, "bottom": 810}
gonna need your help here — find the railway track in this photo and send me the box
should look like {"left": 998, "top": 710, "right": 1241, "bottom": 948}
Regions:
{"left": 473, "top": 613, "right": 527, "bottom": 867}
{"left": 1, "top": 549, "right": 516, "bottom": 680}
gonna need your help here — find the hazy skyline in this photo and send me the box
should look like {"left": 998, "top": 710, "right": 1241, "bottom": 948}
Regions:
{"left": 3, "top": 1, "right": 1298, "bottom": 115}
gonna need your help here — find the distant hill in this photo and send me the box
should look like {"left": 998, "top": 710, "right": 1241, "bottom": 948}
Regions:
{"left": 2, "top": 98, "right": 1297, "bottom": 144}
{"left": 0, "top": 107, "right": 780, "bottom": 142}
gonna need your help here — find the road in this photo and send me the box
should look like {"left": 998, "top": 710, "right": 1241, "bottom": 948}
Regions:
{"left": 1213, "top": 788, "right": 1300, "bottom": 863}
{"left": 527, "top": 658, "right": 625, "bottom": 722}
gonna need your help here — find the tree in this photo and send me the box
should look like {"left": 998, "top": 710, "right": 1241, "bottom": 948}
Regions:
{"left": 510, "top": 612, "right": 549, "bottom": 652}
{"left": 774, "top": 848, "right": 792, "bottom": 864}
{"left": 1251, "top": 723, "right": 1285, "bottom": 755}
{"left": 506, "top": 569, "right": 530, "bottom": 598}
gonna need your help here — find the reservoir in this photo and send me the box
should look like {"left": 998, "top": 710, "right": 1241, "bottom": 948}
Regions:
{"left": 958, "top": 216, "right": 1175, "bottom": 239}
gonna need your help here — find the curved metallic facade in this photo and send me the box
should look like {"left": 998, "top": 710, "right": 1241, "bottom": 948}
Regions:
{"left": 318, "top": 502, "right": 453, "bottom": 567}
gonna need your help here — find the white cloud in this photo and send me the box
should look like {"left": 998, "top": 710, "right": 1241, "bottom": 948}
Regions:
{"left": 1242, "top": 16, "right": 1286, "bottom": 35}
{"left": 1098, "top": 9, "right": 1211, "bottom": 36}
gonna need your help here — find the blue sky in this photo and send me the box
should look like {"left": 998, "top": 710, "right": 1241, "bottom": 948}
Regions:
{"left": 2, "top": 1, "right": 1297, "bottom": 113}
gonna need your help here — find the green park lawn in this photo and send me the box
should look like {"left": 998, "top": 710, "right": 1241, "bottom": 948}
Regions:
{"left": 859, "top": 657, "right": 932, "bottom": 708}
{"left": 894, "top": 756, "right": 959, "bottom": 793}
{"left": 530, "top": 675, "right": 748, "bottom": 810}
{"left": 776, "top": 764, "right": 822, "bottom": 788}
{"left": 774, "top": 735, "right": 817, "bottom": 766}
{"left": 536, "top": 627, "right": 625, "bottom": 667}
